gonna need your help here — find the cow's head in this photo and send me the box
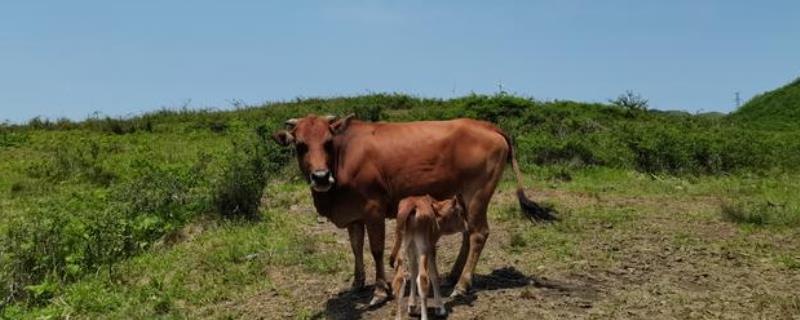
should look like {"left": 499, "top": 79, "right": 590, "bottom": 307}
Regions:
{"left": 272, "top": 114, "right": 354, "bottom": 192}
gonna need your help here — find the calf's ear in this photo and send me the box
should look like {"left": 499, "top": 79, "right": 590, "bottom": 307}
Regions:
{"left": 454, "top": 194, "right": 466, "bottom": 208}
{"left": 330, "top": 113, "right": 355, "bottom": 134}
{"left": 272, "top": 130, "right": 295, "bottom": 146}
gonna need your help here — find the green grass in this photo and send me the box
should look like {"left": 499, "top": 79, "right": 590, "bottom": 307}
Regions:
{"left": 732, "top": 77, "right": 800, "bottom": 128}
{"left": 3, "top": 186, "right": 346, "bottom": 319}
{"left": 721, "top": 199, "right": 800, "bottom": 227}
{"left": 2, "top": 91, "right": 800, "bottom": 317}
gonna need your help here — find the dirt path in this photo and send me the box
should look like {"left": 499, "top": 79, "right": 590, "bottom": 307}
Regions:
{"left": 228, "top": 189, "right": 800, "bottom": 319}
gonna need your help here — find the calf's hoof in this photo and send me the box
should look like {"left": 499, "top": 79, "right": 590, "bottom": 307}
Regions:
{"left": 435, "top": 306, "right": 448, "bottom": 317}
{"left": 407, "top": 304, "right": 420, "bottom": 316}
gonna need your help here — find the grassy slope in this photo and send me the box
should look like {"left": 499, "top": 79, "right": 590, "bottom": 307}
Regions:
{"left": 1, "top": 94, "right": 799, "bottom": 318}
{"left": 732, "top": 77, "right": 800, "bottom": 128}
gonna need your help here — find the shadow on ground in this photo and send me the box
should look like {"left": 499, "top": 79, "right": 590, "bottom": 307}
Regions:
{"left": 445, "top": 266, "right": 599, "bottom": 311}
{"left": 320, "top": 266, "right": 599, "bottom": 319}
{"left": 320, "top": 285, "right": 386, "bottom": 320}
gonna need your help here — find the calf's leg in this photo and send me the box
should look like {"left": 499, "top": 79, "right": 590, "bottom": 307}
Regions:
{"left": 417, "top": 251, "right": 430, "bottom": 320}
{"left": 407, "top": 245, "right": 419, "bottom": 314}
{"left": 393, "top": 262, "right": 407, "bottom": 320}
{"left": 428, "top": 249, "right": 446, "bottom": 316}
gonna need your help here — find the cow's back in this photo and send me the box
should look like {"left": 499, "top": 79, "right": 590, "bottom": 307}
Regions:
{"left": 336, "top": 119, "right": 509, "bottom": 202}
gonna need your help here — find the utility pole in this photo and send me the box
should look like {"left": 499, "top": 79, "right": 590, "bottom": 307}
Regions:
{"left": 497, "top": 80, "right": 504, "bottom": 94}
{"left": 735, "top": 91, "right": 741, "bottom": 108}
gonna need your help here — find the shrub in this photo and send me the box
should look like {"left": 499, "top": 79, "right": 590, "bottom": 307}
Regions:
{"left": 212, "top": 131, "right": 283, "bottom": 219}
{"left": 353, "top": 104, "right": 384, "bottom": 122}
{"left": 610, "top": 90, "right": 649, "bottom": 112}
{"left": 113, "top": 160, "right": 210, "bottom": 245}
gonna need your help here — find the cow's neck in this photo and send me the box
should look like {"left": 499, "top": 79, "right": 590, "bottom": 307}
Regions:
{"left": 310, "top": 188, "right": 336, "bottom": 218}
{"left": 308, "top": 123, "right": 372, "bottom": 228}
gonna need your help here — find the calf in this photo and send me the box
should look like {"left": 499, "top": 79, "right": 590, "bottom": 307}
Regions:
{"left": 392, "top": 195, "right": 467, "bottom": 319}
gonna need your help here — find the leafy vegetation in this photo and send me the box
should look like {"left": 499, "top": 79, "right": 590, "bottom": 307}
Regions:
{"left": 732, "top": 77, "right": 800, "bottom": 127}
{"left": 1, "top": 87, "right": 799, "bottom": 317}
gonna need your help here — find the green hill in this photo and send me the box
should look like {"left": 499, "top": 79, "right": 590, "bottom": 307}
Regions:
{"left": 732, "top": 77, "right": 800, "bottom": 126}
{"left": 3, "top": 94, "right": 800, "bottom": 318}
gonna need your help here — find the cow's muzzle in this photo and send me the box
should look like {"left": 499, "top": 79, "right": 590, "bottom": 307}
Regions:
{"left": 310, "top": 170, "right": 335, "bottom": 192}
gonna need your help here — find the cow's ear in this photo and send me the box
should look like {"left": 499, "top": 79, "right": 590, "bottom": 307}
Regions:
{"left": 272, "top": 130, "right": 295, "bottom": 146}
{"left": 330, "top": 113, "right": 355, "bottom": 134}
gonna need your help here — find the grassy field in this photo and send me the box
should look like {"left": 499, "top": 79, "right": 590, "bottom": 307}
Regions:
{"left": 2, "top": 92, "right": 799, "bottom": 319}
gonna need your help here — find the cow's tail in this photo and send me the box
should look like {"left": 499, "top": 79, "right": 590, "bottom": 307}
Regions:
{"left": 497, "top": 129, "right": 558, "bottom": 221}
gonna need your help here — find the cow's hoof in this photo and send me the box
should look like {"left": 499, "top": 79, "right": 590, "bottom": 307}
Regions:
{"left": 449, "top": 286, "right": 468, "bottom": 299}
{"left": 435, "top": 306, "right": 448, "bottom": 317}
{"left": 369, "top": 292, "right": 389, "bottom": 307}
{"left": 369, "top": 284, "right": 391, "bottom": 306}
{"left": 351, "top": 276, "right": 366, "bottom": 290}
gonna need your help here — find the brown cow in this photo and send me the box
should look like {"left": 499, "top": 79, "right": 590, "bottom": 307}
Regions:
{"left": 272, "top": 114, "right": 554, "bottom": 304}
{"left": 392, "top": 195, "right": 467, "bottom": 319}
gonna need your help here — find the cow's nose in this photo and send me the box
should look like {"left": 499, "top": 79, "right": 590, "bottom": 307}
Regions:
{"left": 310, "top": 170, "right": 332, "bottom": 185}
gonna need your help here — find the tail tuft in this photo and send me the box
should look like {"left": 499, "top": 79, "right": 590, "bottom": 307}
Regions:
{"left": 517, "top": 189, "right": 558, "bottom": 222}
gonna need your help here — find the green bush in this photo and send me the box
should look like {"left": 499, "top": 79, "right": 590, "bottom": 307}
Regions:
{"left": 213, "top": 130, "right": 285, "bottom": 219}
{"left": 353, "top": 104, "right": 384, "bottom": 122}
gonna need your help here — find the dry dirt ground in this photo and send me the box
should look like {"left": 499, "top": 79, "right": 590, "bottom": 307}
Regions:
{"left": 218, "top": 188, "right": 800, "bottom": 320}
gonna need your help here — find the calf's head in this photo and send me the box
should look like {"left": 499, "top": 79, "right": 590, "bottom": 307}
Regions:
{"left": 272, "top": 114, "right": 354, "bottom": 192}
{"left": 432, "top": 195, "right": 468, "bottom": 233}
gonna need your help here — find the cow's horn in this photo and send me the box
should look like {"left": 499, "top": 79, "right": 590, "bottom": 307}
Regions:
{"left": 323, "top": 114, "right": 338, "bottom": 122}
{"left": 285, "top": 118, "right": 299, "bottom": 128}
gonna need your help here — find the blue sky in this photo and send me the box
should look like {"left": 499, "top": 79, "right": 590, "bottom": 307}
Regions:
{"left": 1, "top": 1, "right": 798, "bottom": 122}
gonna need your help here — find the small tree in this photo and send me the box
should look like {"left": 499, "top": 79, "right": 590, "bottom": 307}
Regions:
{"left": 611, "top": 90, "right": 649, "bottom": 112}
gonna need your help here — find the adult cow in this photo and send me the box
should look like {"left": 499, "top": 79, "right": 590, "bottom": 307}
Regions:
{"left": 272, "top": 114, "right": 554, "bottom": 304}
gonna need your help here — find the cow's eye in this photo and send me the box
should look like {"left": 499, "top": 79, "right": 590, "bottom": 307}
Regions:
{"left": 324, "top": 140, "right": 334, "bottom": 153}
{"left": 296, "top": 142, "right": 308, "bottom": 154}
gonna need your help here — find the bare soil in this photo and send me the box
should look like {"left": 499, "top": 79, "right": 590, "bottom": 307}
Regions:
{"left": 216, "top": 189, "right": 800, "bottom": 320}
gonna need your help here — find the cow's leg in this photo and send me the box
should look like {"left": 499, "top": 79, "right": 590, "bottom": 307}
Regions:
{"left": 451, "top": 193, "right": 492, "bottom": 297}
{"left": 347, "top": 223, "right": 366, "bottom": 289}
{"left": 366, "top": 217, "right": 390, "bottom": 306}
{"left": 447, "top": 230, "right": 469, "bottom": 285}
